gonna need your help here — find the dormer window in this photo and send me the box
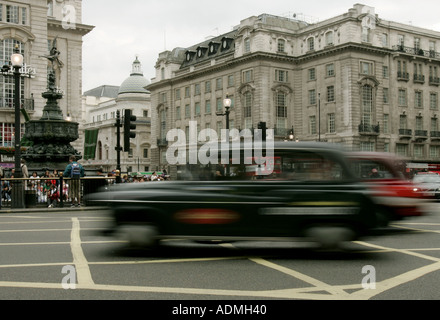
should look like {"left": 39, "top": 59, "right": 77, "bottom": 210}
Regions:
{"left": 196, "top": 46, "right": 208, "bottom": 59}
{"left": 208, "top": 41, "right": 221, "bottom": 55}
{"left": 185, "top": 50, "right": 196, "bottom": 62}
{"left": 221, "top": 37, "right": 234, "bottom": 51}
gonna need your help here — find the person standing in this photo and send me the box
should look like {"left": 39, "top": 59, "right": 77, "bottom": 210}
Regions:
{"left": 63, "top": 155, "right": 85, "bottom": 207}
{"left": 21, "top": 159, "right": 29, "bottom": 179}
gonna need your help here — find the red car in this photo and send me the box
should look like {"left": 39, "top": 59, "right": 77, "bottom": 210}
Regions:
{"left": 347, "top": 152, "right": 426, "bottom": 225}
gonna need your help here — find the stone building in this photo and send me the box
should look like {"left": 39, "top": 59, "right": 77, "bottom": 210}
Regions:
{"left": 81, "top": 57, "right": 152, "bottom": 174}
{"left": 0, "top": 0, "right": 93, "bottom": 169}
{"left": 147, "top": 4, "right": 440, "bottom": 175}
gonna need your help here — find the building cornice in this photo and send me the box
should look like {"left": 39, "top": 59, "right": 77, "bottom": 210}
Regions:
{"left": 47, "top": 19, "right": 94, "bottom": 36}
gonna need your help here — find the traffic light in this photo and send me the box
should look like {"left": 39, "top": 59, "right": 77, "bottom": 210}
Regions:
{"left": 124, "top": 109, "right": 137, "bottom": 152}
{"left": 258, "top": 122, "right": 267, "bottom": 142}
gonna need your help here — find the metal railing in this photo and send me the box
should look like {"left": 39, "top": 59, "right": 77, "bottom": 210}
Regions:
{"left": 0, "top": 176, "right": 115, "bottom": 209}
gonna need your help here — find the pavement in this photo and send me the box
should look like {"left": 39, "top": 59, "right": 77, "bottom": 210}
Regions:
{"left": 0, "top": 205, "right": 108, "bottom": 214}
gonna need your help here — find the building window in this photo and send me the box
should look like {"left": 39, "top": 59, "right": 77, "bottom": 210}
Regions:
{"left": 415, "top": 91, "right": 423, "bottom": 109}
{"left": 275, "top": 69, "right": 288, "bottom": 82}
{"left": 430, "top": 93, "right": 438, "bottom": 110}
{"left": 195, "top": 102, "right": 201, "bottom": 116}
{"left": 184, "top": 87, "right": 190, "bottom": 98}
{"left": 228, "top": 75, "right": 234, "bottom": 87}
{"left": 176, "top": 106, "right": 181, "bottom": 120}
{"left": 307, "top": 37, "right": 315, "bottom": 51}
{"left": 308, "top": 68, "right": 316, "bottom": 81}
{"left": 414, "top": 145, "right": 424, "bottom": 158}
{"left": 309, "top": 89, "right": 316, "bottom": 105}
{"left": 242, "top": 69, "right": 253, "bottom": 83}
{"left": 326, "top": 64, "right": 335, "bottom": 77}
{"left": 175, "top": 89, "right": 181, "bottom": 100}
{"left": 205, "top": 81, "right": 211, "bottom": 93}
{"left": 361, "top": 85, "right": 373, "bottom": 126}
{"left": 360, "top": 61, "right": 374, "bottom": 75}
{"left": 383, "top": 88, "right": 389, "bottom": 104}
{"left": 243, "top": 92, "right": 252, "bottom": 129}
{"left": 205, "top": 100, "right": 211, "bottom": 114}
{"left": 397, "top": 60, "right": 408, "bottom": 79}
{"left": 244, "top": 38, "right": 251, "bottom": 53}
{"left": 430, "top": 145, "right": 440, "bottom": 158}
{"left": 216, "top": 78, "right": 223, "bottom": 90}
{"left": 362, "top": 27, "right": 370, "bottom": 43}
{"left": 185, "top": 105, "right": 190, "bottom": 118}
{"left": 431, "top": 117, "right": 438, "bottom": 132}
{"left": 309, "top": 116, "right": 317, "bottom": 135}
{"left": 327, "top": 86, "right": 335, "bottom": 102}
{"left": 143, "top": 149, "right": 149, "bottom": 159}
{"left": 360, "top": 142, "right": 375, "bottom": 152}
{"left": 277, "top": 39, "right": 286, "bottom": 52}
{"left": 216, "top": 98, "right": 223, "bottom": 114}
{"left": 6, "top": 5, "right": 19, "bottom": 24}
{"left": 382, "top": 33, "right": 388, "bottom": 47}
{"left": 0, "top": 39, "right": 24, "bottom": 108}
{"left": 400, "top": 115, "right": 408, "bottom": 130}
{"left": 383, "top": 66, "right": 389, "bottom": 78}
{"left": 159, "top": 109, "right": 167, "bottom": 141}
{"left": 398, "top": 89, "right": 407, "bottom": 106}
{"left": 416, "top": 116, "right": 424, "bottom": 131}
{"left": 383, "top": 114, "right": 389, "bottom": 133}
{"left": 325, "top": 32, "right": 334, "bottom": 46}
{"left": 195, "top": 83, "right": 201, "bottom": 95}
{"left": 276, "top": 92, "right": 287, "bottom": 131}
{"left": 396, "top": 144, "right": 408, "bottom": 157}
{"left": 328, "top": 113, "right": 336, "bottom": 133}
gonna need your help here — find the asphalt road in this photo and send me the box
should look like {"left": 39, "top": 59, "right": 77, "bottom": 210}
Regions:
{"left": 0, "top": 204, "right": 439, "bottom": 306}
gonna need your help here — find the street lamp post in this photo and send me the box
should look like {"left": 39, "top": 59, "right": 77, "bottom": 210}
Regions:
{"left": 11, "top": 46, "right": 25, "bottom": 208}
{"left": 217, "top": 95, "right": 232, "bottom": 176}
{"left": 318, "top": 93, "right": 321, "bottom": 142}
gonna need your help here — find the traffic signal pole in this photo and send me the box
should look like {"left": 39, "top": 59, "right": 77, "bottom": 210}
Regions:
{"left": 115, "top": 110, "right": 122, "bottom": 183}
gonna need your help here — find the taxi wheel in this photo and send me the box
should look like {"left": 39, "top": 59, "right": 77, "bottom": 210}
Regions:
{"left": 305, "top": 225, "right": 356, "bottom": 250}
{"left": 118, "top": 224, "right": 160, "bottom": 249}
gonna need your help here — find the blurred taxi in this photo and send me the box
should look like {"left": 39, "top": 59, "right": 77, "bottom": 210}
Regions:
{"left": 87, "top": 142, "right": 384, "bottom": 249}
{"left": 347, "top": 152, "right": 426, "bottom": 224}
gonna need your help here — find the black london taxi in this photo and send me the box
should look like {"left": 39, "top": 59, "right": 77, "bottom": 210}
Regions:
{"left": 87, "top": 142, "right": 382, "bottom": 249}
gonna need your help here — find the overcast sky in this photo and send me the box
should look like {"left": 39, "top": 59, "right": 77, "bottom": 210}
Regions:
{"left": 81, "top": 0, "right": 440, "bottom": 92}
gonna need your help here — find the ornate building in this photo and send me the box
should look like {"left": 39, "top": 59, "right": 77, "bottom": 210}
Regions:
{"left": 0, "top": 0, "right": 93, "bottom": 169}
{"left": 147, "top": 4, "right": 440, "bottom": 176}
{"left": 81, "top": 57, "right": 152, "bottom": 174}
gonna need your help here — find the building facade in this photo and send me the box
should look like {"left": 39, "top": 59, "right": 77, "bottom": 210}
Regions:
{"left": 81, "top": 57, "right": 152, "bottom": 174}
{"left": 147, "top": 4, "right": 440, "bottom": 175}
{"left": 0, "top": 0, "right": 93, "bottom": 169}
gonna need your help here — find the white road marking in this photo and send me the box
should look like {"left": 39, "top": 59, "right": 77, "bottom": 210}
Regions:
{"left": 70, "top": 218, "right": 94, "bottom": 286}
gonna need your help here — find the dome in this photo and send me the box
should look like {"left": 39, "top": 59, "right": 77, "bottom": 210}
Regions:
{"left": 118, "top": 57, "right": 150, "bottom": 95}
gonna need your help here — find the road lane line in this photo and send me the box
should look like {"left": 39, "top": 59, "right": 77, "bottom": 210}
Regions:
{"left": 249, "top": 257, "right": 347, "bottom": 296}
{"left": 71, "top": 218, "right": 94, "bottom": 286}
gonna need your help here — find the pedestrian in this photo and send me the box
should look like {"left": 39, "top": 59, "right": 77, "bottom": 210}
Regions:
{"left": 63, "top": 155, "right": 85, "bottom": 207}
{"left": 47, "top": 183, "right": 59, "bottom": 208}
{"left": 21, "top": 159, "right": 29, "bottom": 179}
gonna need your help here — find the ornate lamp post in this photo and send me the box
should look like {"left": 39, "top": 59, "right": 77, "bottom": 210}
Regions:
{"left": 217, "top": 95, "right": 232, "bottom": 175}
{"left": 11, "top": 46, "right": 25, "bottom": 208}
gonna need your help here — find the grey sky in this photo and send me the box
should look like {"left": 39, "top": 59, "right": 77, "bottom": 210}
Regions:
{"left": 81, "top": 0, "right": 440, "bottom": 92}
